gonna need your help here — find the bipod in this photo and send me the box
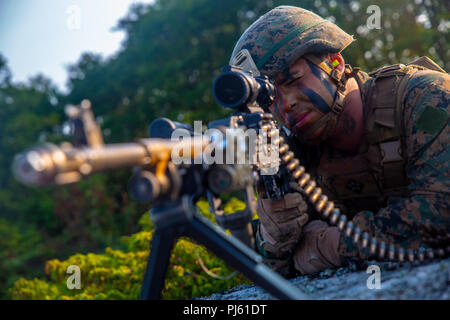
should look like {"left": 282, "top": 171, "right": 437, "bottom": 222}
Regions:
{"left": 139, "top": 195, "right": 308, "bottom": 300}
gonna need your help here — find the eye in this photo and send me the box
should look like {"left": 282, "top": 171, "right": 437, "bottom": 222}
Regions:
{"left": 285, "top": 76, "right": 302, "bottom": 86}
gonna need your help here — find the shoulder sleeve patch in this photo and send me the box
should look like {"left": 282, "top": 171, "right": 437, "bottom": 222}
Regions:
{"left": 416, "top": 105, "right": 449, "bottom": 135}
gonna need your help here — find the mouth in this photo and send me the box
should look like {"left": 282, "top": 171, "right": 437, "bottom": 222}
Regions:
{"left": 294, "top": 111, "right": 311, "bottom": 130}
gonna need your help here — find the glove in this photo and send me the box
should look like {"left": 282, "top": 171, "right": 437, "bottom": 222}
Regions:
{"left": 293, "top": 220, "right": 342, "bottom": 274}
{"left": 256, "top": 182, "right": 309, "bottom": 256}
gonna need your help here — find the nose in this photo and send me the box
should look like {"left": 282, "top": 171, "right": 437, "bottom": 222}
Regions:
{"left": 282, "top": 103, "right": 296, "bottom": 113}
{"left": 277, "top": 87, "right": 297, "bottom": 112}
{"left": 278, "top": 99, "right": 296, "bottom": 116}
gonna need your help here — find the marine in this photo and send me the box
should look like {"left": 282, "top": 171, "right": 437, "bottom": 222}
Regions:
{"left": 229, "top": 6, "right": 450, "bottom": 276}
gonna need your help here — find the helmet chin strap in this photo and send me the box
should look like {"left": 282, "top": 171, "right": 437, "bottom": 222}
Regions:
{"left": 297, "top": 57, "right": 358, "bottom": 143}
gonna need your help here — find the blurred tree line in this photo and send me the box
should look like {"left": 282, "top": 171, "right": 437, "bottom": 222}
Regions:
{"left": 0, "top": 0, "right": 447, "bottom": 299}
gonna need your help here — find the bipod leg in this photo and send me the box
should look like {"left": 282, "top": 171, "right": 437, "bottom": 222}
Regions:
{"left": 184, "top": 208, "right": 308, "bottom": 300}
{"left": 140, "top": 196, "right": 308, "bottom": 300}
{"left": 140, "top": 200, "right": 185, "bottom": 300}
{"left": 139, "top": 219, "right": 178, "bottom": 300}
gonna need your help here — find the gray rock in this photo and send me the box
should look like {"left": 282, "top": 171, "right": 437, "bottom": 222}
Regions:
{"left": 201, "top": 258, "right": 450, "bottom": 300}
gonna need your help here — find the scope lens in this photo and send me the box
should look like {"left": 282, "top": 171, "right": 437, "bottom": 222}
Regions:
{"left": 213, "top": 73, "right": 248, "bottom": 108}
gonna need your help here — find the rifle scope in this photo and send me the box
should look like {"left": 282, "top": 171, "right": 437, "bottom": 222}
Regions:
{"left": 212, "top": 66, "right": 276, "bottom": 110}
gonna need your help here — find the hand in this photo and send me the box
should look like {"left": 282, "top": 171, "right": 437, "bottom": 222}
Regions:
{"left": 256, "top": 182, "right": 309, "bottom": 253}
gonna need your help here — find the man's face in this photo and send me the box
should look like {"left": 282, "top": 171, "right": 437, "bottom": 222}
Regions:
{"left": 269, "top": 57, "right": 337, "bottom": 143}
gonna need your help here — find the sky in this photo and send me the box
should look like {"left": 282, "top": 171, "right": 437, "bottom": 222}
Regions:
{"left": 0, "top": 0, "right": 154, "bottom": 93}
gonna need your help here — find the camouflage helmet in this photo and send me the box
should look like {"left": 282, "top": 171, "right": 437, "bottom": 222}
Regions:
{"left": 230, "top": 6, "right": 354, "bottom": 77}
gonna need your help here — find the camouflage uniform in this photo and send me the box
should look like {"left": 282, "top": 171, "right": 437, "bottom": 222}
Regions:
{"left": 335, "top": 66, "right": 450, "bottom": 260}
{"left": 231, "top": 6, "right": 449, "bottom": 274}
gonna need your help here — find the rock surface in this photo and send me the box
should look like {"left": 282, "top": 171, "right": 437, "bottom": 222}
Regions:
{"left": 203, "top": 258, "right": 450, "bottom": 300}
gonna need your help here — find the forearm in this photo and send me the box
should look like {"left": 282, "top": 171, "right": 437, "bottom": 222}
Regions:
{"left": 338, "top": 193, "right": 449, "bottom": 260}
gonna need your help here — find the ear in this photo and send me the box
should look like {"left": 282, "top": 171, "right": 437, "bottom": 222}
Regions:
{"left": 328, "top": 53, "right": 345, "bottom": 73}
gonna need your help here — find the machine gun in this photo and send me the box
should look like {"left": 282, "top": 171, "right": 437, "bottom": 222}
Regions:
{"left": 12, "top": 96, "right": 307, "bottom": 300}
{"left": 17, "top": 47, "right": 442, "bottom": 300}
{"left": 14, "top": 50, "right": 444, "bottom": 300}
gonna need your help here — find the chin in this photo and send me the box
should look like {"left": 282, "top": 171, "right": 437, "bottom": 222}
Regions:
{"left": 292, "top": 130, "right": 321, "bottom": 145}
{"left": 293, "top": 127, "right": 324, "bottom": 145}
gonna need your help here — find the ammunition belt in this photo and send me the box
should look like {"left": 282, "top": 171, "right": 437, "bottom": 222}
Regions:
{"left": 261, "top": 120, "right": 449, "bottom": 264}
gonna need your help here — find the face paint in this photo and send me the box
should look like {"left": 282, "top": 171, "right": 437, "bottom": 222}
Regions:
{"left": 272, "top": 58, "right": 338, "bottom": 141}
{"left": 286, "top": 112, "right": 298, "bottom": 128}
{"left": 296, "top": 82, "right": 331, "bottom": 114}
{"left": 305, "top": 59, "right": 336, "bottom": 98}
{"left": 273, "top": 79, "right": 330, "bottom": 130}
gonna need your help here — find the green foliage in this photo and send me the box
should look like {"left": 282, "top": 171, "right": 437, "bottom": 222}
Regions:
{"left": 0, "top": 219, "right": 51, "bottom": 299}
{"left": 49, "top": 173, "right": 147, "bottom": 250}
{"left": 9, "top": 200, "right": 251, "bottom": 300}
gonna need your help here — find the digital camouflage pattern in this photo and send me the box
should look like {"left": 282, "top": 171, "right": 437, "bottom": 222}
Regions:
{"left": 337, "top": 68, "right": 450, "bottom": 260}
{"left": 230, "top": 6, "right": 354, "bottom": 78}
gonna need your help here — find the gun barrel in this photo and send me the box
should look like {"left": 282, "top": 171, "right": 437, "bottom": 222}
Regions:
{"left": 12, "top": 137, "right": 207, "bottom": 187}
